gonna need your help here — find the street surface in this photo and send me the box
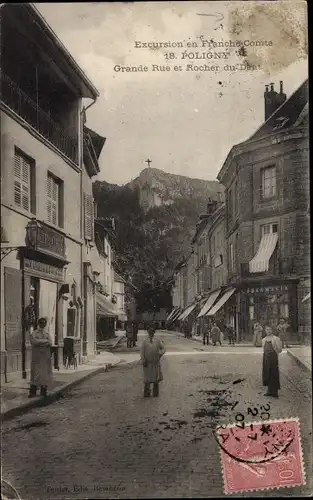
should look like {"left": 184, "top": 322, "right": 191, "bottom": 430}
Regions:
{"left": 2, "top": 331, "right": 312, "bottom": 499}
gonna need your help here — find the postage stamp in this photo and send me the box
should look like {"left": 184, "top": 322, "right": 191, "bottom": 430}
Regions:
{"left": 214, "top": 417, "right": 306, "bottom": 494}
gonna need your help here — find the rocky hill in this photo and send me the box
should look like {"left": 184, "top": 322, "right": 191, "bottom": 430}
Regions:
{"left": 93, "top": 168, "right": 223, "bottom": 313}
{"left": 127, "top": 167, "right": 223, "bottom": 211}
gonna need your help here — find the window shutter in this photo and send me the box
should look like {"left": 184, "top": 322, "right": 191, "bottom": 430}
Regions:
{"left": 4, "top": 267, "right": 22, "bottom": 350}
{"left": 46, "top": 175, "right": 59, "bottom": 225}
{"left": 84, "top": 193, "right": 94, "bottom": 240}
{"left": 14, "top": 152, "right": 30, "bottom": 211}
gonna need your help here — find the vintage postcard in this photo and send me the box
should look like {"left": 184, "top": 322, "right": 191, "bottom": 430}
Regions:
{"left": 1, "top": 1, "right": 310, "bottom": 499}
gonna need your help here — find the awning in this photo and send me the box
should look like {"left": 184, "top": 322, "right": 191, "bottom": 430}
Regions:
{"left": 96, "top": 293, "right": 118, "bottom": 317}
{"left": 180, "top": 303, "right": 197, "bottom": 321}
{"left": 207, "top": 288, "right": 236, "bottom": 316}
{"left": 249, "top": 233, "right": 278, "bottom": 273}
{"left": 171, "top": 308, "right": 183, "bottom": 322}
{"left": 198, "top": 289, "right": 221, "bottom": 318}
{"left": 167, "top": 307, "right": 179, "bottom": 322}
{"left": 302, "top": 292, "right": 311, "bottom": 303}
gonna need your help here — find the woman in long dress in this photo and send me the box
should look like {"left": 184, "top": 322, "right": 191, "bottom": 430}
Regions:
{"left": 262, "top": 325, "right": 283, "bottom": 398}
{"left": 29, "top": 317, "right": 53, "bottom": 398}
{"left": 253, "top": 322, "right": 263, "bottom": 347}
{"left": 140, "top": 324, "right": 166, "bottom": 397}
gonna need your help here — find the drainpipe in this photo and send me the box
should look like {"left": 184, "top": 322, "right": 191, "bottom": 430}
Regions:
{"left": 79, "top": 98, "right": 97, "bottom": 359}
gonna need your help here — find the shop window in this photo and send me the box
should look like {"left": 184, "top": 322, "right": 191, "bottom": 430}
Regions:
{"left": 261, "top": 165, "right": 276, "bottom": 199}
{"left": 14, "top": 148, "right": 36, "bottom": 214}
{"left": 47, "top": 173, "right": 64, "bottom": 227}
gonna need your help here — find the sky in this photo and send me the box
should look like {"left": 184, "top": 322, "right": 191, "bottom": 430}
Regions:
{"left": 37, "top": 1, "right": 308, "bottom": 185}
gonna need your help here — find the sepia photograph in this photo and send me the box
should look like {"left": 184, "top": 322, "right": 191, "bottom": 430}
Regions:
{"left": 0, "top": 1, "right": 310, "bottom": 498}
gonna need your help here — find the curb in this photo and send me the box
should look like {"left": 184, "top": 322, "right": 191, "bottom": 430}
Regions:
{"left": 287, "top": 350, "right": 311, "bottom": 375}
{"left": 1, "top": 364, "right": 110, "bottom": 422}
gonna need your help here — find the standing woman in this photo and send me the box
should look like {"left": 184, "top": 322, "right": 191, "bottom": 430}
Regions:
{"left": 253, "top": 322, "right": 264, "bottom": 347}
{"left": 262, "top": 325, "right": 283, "bottom": 398}
{"left": 29, "top": 317, "right": 53, "bottom": 398}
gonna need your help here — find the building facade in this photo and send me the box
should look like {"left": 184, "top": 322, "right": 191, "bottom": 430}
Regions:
{"left": 217, "top": 80, "right": 309, "bottom": 342}
{"left": 0, "top": 4, "right": 100, "bottom": 381}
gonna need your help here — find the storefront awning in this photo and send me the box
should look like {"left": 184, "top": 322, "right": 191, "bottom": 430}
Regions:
{"left": 179, "top": 303, "right": 197, "bottom": 321}
{"left": 96, "top": 293, "right": 118, "bottom": 317}
{"left": 198, "top": 289, "right": 221, "bottom": 318}
{"left": 249, "top": 233, "right": 278, "bottom": 274}
{"left": 302, "top": 292, "right": 311, "bottom": 303}
{"left": 172, "top": 308, "right": 183, "bottom": 322}
{"left": 207, "top": 288, "right": 236, "bottom": 316}
{"left": 167, "top": 307, "right": 179, "bottom": 322}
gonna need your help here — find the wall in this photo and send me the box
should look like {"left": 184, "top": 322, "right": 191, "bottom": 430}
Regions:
{"left": 210, "top": 214, "right": 227, "bottom": 290}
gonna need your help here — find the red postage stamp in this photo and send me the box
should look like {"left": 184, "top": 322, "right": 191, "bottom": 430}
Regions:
{"left": 215, "top": 417, "right": 306, "bottom": 494}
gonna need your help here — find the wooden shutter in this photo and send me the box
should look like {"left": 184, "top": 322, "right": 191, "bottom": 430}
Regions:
{"left": 47, "top": 175, "right": 59, "bottom": 225}
{"left": 14, "top": 151, "right": 30, "bottom": 211}
{"left": 84, "top": 193, "right": 94, "bottom": 240}
{"left": 4, "top": 267, "right": 22, "bottom": 351}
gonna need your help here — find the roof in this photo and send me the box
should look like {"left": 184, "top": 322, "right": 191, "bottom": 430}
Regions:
{"left": 249, "top": 79, "right": 308, "bottom": 140}
{"left": 5, "top": 4, "right": 99, "bottom": 99}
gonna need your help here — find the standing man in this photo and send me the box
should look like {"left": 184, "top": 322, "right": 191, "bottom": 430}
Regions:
{"left": 140, "top": 323, "right": 166, "bottom": 397}
{"left": 24, "top": 296, "right": 37, "bottom": 345}
{"left": 125, "top": 320, "right": 134, "bottom": 348}
{"left": 226, "top": 324, "right": 235, "bottom": 346}
{"left": 276, "top": 318, "right": 290, "bottom": 348}
{"left": 202, "top": 322, "right": 210, "bottom": 346}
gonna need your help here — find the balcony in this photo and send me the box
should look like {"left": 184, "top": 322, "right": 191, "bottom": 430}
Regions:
{"left": 1, "top": 74, "right": 78, "bottom": 164}
{"left": 240, "top": 257, "right": 295, "bottom": 278}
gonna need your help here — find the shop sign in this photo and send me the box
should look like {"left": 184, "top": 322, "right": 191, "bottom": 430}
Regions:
{"left": 25, "top": 220, "right": 66, "bottom": 260}
{"left": 248, "top": 285, "right": 288, "bottom": 294}
{"left": 24, "top": 258, "right": 64, "bottom": 282}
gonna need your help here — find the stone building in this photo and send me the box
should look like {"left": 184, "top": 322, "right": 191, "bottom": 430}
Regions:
{"left": 217, "top": 80, "right": 309, "bottom": 342}
{"left": 0, "top": 4, "right": 101, "bottom": 381}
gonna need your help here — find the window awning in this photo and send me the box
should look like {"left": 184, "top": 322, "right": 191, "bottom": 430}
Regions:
{"left": 207, "top": 288, "right": 236, "bottom": 316}
{"left": 198, "top": 289, "right": 221, "bottom": 318}
{"left": 302, "top": 292, "right": 311, "bottom": 303}
{"left": 180, "top": 304, "right": 197, "bottom": 321}
{"left": 167, "top": 307, "right": 179, "bottom": 322}
{"left": 96, "top": 293, "right": 118, "bottom": 317}
{"left": 249, "top": 233, "right": 278, "bottom": 274}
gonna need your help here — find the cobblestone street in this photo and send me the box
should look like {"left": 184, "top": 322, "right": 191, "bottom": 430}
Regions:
{"left": 2, "top": 332, "right": 312, "bottom": 499}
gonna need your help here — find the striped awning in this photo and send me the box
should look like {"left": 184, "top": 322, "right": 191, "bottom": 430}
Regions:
{"left": 198, "top": 289, "right": 221, "bottom": 318}
{"left": 207, "top": 288, "right": 236, "bottom": 316}
{"left": 302, "top": 292, "right": 311, "bottom": 303}
{"left": 167, "top": 307, "right": 179, "bottom": 322}
{"left": 249, "top": 233, "right": 278, "bottom": 273}
{"left": 171, "top": 308, "right": 182, "bottom": 322}
{"left": 96, "top": 293, "right": 118, "bottom": 317}
{"left": 180, "top": 303, "right": 197, "bottom": 321}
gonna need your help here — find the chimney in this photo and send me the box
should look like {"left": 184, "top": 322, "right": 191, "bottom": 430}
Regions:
{"left": 207, "top": 198, "right": 218, "bottom": 214}
{"left": 264, "top": 81, "right": 286, "bottom": 121}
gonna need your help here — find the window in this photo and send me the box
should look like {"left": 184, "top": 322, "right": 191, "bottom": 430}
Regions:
{"left": 14, "top": 149, "right": 35, "bottom": 213}
{"left": 47, "top": 173, "right": 63, "bottom": 227}
{"left": 84, "top": 193, "right": 94, "bottom": 240}
{"left": 261, "top": 166, "right": 276, "bottom": 199}
{"left": 261, "top": 223, "right": 278, "bottom": 237}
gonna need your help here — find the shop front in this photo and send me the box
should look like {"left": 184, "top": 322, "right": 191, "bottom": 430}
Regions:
{"left": 239, "top": 281, "right": 298, "bottom": 342}
{"left": 21, "top": 219, "right": 71, "bottom": 375}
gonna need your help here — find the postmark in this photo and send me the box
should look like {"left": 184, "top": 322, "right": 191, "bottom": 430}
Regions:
{"left": 214, "top": 417, "right": 306, "bottom": 494}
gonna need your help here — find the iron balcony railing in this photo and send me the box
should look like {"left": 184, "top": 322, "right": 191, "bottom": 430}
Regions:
{"left": 1, "top": 73, "right": 78, "bottom": 164}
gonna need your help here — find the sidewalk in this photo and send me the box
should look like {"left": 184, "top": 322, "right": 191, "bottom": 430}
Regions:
{"left": 166, "top": 330, "right": 311, "bottom": 371}
{"left": 1, "top": 351, "right": 122, "bottom": 422}
{"left": 287, "top": 347, "right": 312, "bottom": 373}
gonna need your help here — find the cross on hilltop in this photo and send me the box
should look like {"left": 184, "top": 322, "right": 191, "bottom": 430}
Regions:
{"left": 145, "top": 158, "right": 152, "bottom": 168}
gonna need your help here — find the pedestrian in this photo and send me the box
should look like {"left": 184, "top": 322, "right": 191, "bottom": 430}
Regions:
{"left": 125, "top": 320, "right": 134, "bottom": 348}
{"left": 202, "top": 323, "right": 210, "bottom": 345}
{"left": 226, "top": 324, "right": 235, "bottom": 345}
{"left": 28, "top": 317, "right": 53, "bottom": 398}
{"left": 262, "top": 325, "right": 282, "bottom": 398}
{"left": 276, "top": 318, "right": 290, "bottom": 348}
{"left": 133, "top": 321, "right": 139, "bottom": 347}
{"left": 253, "top": 321, "right": 264, "bottom": 347}
{"left": 211, "top": 321, "right": 222, "bottom": 346}
{"left": 24, "top": 296, "right": 37, "bottom": 345}
{"left": 140, "top": 323, "right": 166, "bottom": 397}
